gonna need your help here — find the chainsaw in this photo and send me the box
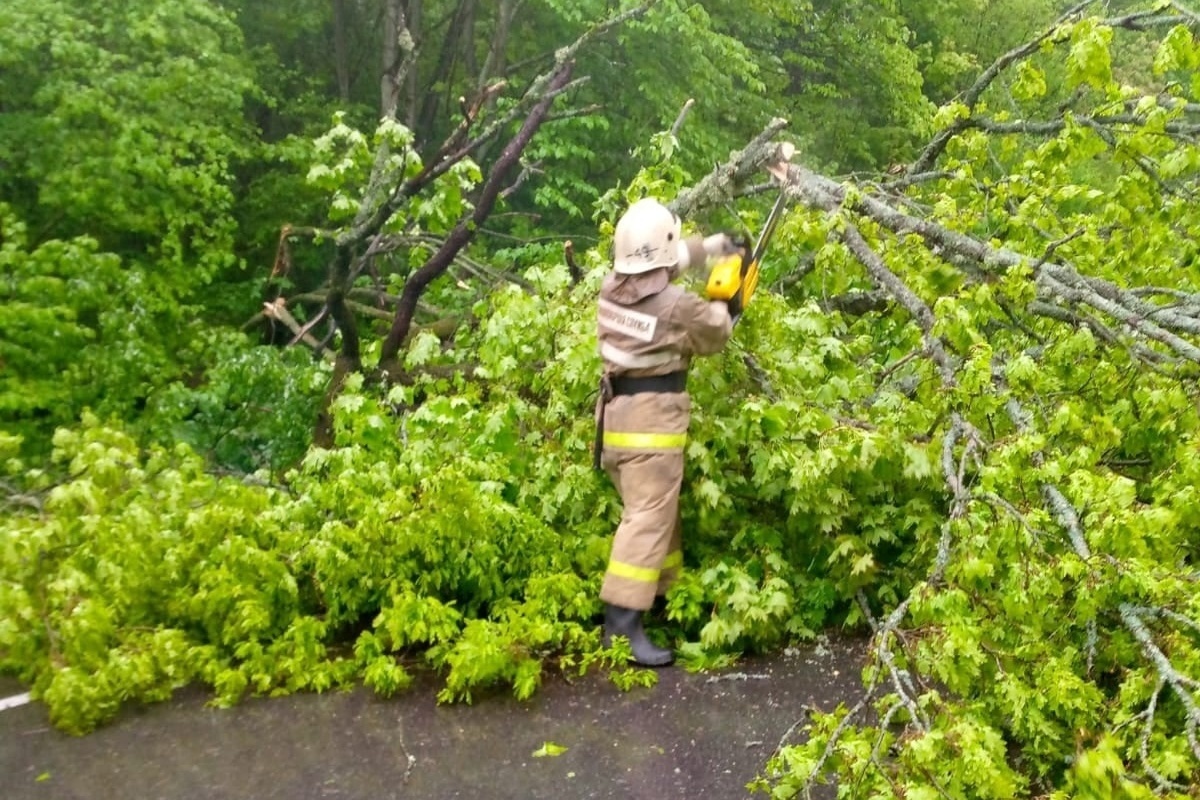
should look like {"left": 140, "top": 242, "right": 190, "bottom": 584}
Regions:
{"left": 704, "top": 148, "right": 793, "bottom": 324}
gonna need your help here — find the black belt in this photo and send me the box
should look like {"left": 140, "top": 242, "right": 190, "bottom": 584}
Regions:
{"left": 610, "top": 370, "right": 687, "bottom": 396}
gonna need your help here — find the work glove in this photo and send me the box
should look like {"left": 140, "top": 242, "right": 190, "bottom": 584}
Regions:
{"left": 702, "top": 232, "right": 743, "bottom": 258}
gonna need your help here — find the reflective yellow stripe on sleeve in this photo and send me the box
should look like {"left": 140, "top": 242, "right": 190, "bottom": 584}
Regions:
{"left": 602, "top": 431, "right": 687, "bottom": 450}
{"left": 606, "top": 560, "right": 660, "bottom": 584}
{"left": 661, "top": 550, "right": 682, "bottom": 571}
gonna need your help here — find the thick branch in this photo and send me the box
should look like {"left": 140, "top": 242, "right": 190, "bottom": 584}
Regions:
{"left": 783, "top": 169, "right": 958, "bottom": 383}
{"left": 909, "top": 3, "right": 1190, "bottom": 175}
{"left": 775, "top": 162, "right": 1200, "bottom": 365}
{"left": 1038, "top": 267, "right": 1200, "bottom": 363}
{"left": 379, "top": 60, "right": 574, "bottom": 363}
{"left": 1027, "top": 300, "right": 1173, "bottom": 367}
{"left": 961, "top": 114, "right": 1200, "bottom": 141}
{"left": 670, "top": 119, "right": 791, "bottom": 219}
{"left": 327, "top": 248, "right": 361, "bottom": 366}
{"left": 909, "top": 2, "right": 1096, "bottom": 174}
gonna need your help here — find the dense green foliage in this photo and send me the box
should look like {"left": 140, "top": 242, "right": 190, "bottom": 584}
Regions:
{"left": 0, "top": 0, "right": 271, "bottom": 449}
{"left": 3, "top": 1, "right": 1200, "bottom": 798}
{"left": 750, "top": 7, "right": 1200, "bottom": 798}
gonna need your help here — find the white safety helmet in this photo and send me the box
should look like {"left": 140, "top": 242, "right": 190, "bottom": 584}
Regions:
{"left": 613, "top": 198, "right": 683, "bottom": 274}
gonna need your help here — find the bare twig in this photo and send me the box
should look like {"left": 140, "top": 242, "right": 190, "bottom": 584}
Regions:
{"left": 1122, "top": 606, "right": 1200, "bottom": 761}
{"left": 669, "top": 98, "right": 696, "bottom": 137}
{"left": 261, "top": 300, "right": 336, "bottom": 362}
{"left": 767, "top": 692, "right": 875, "bottom": 798}
{"left": 499, "top": 158, "right": 544, "bottom": 200}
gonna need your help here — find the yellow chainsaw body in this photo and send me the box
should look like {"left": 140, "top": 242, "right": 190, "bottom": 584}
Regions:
{"left": 705, "top": 253, "right": 744, "bottom": 301}
{"left": 706, "top": 253, "right": 760, "bottom": 309}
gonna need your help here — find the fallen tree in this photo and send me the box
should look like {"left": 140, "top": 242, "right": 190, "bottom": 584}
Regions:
{"left": 666, "top": 3, "right": 1200, "bottom": 796}
{"left": 252, "top": 1, "right": 662, "bottom": 446}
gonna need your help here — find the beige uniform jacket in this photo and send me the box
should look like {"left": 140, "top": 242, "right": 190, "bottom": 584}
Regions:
{"left": 596, "top": 241, "right": 733, "bottom": 447}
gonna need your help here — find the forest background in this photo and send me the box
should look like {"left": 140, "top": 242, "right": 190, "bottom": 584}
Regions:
{"left": 3, "top": 0, "right": 1200, "bottom": 797}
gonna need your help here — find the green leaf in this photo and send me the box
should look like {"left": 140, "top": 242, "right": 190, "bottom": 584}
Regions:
{"left": 532, "top": 741, "right": 568, "bottom": 758}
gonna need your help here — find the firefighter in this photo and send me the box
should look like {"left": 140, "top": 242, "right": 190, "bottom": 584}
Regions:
{"left": 594, "top": 197, "right": 742, "bottom": 666}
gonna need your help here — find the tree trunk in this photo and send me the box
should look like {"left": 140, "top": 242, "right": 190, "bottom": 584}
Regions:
{"left": 381, "top": 0, "right": 417, "bottom": 120}
{"left": 314, "top": 249, "right": 362, "bottom": 448}
{"left": 478, "top": 0, "right": 518, "bottom": 91}
{"left": 404, "top": 0, "right": 422, "bottom": 130}
{"left": 416, "top": 0, "right": 478, "bottom": 143}
{"left": 331, "top": 0, "right": 351, "bottom": 102}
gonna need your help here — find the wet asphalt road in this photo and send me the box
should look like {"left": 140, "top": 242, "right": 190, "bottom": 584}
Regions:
{"left": 1, "top": 637, "right": 867, "bottom": 799}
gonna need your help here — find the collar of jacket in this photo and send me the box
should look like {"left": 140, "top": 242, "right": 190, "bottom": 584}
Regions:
{"left": 602, "top": 268, "right": 670, "bottom": 304}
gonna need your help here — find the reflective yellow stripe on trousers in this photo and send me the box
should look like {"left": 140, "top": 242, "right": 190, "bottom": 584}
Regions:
{"left": 607, "top": 551, "right": 681, "bottom": 584}
{"left": 602, "top": 431, "right": 686, "bottom": 450}
{"left": 607, "top": 559, "right": 660, "bottom": 584}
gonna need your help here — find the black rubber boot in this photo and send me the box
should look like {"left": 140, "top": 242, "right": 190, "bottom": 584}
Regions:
{"left": 603, "top": 603, "right": 674, "bottom": 667}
